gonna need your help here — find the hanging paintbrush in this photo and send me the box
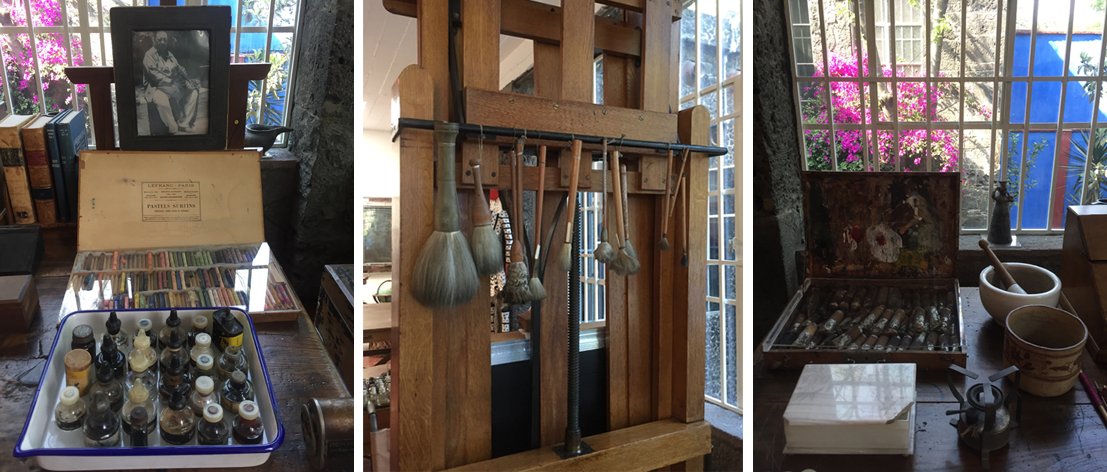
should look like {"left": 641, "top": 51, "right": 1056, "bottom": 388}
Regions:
{"left": 594, "top": 140, "right": 615, "bottom": 264}
{"left": 659, "top": 148, "right": 675, "bottom": 251}
{"left": 502, "top": 148, "right": 532, "bottom": 304}
{"left": 468, "top": 132, "right": 503, "bottom": 275}
{"left": 528, "top": 146, "right": 548, "bottom": 300}
{"left": 608, "top": 151, "right": 633, "bottom": 275}
{"left": 665, "top": 149, "right": 690, "bottom": 226}
{"left": 411, "top": 122, "right": 480, "bottom": 308}
{"left": 680, "top": 174, "right": 689, "bottom": 268}
{"left": 619, "top": 164, "right": 641, "bottom": 275}
{"left": 557, "top": 139, "right": 584, "bottom": 272}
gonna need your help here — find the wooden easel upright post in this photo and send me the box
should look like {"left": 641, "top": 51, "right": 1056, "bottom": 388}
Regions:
{"left": 388, "top": 0, "right": 712, "bottom": 469}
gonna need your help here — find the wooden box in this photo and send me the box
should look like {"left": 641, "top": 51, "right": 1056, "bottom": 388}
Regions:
{"left": 762, "top": 172, "right": 966, "bottom": 370}
{"left": 0, "top": 274, "right": 39, "bottom": 332}
{"left": 1061, "top": 205, "right": 1107, "bottom": 363}
{"left": 59, "top": 151, "right": 304, "bottom": 323}
{"left": 0, "top": 225, "right": 43, "bottom": 276}
{"left": 315, "top": 264, "right": 355, "bottom": 393}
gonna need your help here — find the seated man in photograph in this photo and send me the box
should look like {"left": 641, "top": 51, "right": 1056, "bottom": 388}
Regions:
{"left": 143, "top": 31, "right": 200, "bottom": 135}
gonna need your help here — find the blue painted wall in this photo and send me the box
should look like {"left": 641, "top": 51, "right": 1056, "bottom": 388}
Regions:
{"left": 1008, "top": 32, "right": 1107, "bottom": 228}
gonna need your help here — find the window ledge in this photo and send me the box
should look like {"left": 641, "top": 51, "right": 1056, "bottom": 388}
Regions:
{"left": 956, "top": 233, "right": 1062, "bottom": 286}
{"left": 259, "top": 148, "right": 298, "bottom": 169}
{"left": 704, "top": 401, "right": 742, "bottom": 470}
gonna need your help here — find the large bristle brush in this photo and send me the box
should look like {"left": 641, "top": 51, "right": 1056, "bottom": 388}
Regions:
{"left": 502, "top": 148, "right": 532, "bottom": 304}
{"left": 594, "top": 142, "right": 616, "bottom": 264}
{"left": 608, "top": 151, "right": 632, "bottom": 275}
{"left": 557, "top": 139, "right": 584, "bottom": 272}
{"left": 468, "top": 158, "right": 504, "bottom": 275}
{"left": 618, "top": 164, "right": 641, "bottom": 275}
{"left": 411, "top": 122, "right": 480, "bottom": 308}
{"left": 527, "top": 146, "right": 549, "bottom": 300}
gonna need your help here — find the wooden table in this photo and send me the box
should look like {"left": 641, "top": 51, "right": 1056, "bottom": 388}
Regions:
{"left": 0, "top": 227, "right": 349, "bottom": 471}
{"left": 754, "top": 286, "right": 1107, "bottom": 471}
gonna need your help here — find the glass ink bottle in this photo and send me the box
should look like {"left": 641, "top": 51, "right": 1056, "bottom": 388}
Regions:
{"left": 88, "top": 363, "right": 125, "bottom": 413}
{"left": 129, "top": 330, "right": 159, "bottom": 376}
{"left": 121, "top": 381, "right": 156, "bottom": 437}
{"left": 126, "top": 352, "right": 157, "bottom": 394}
{"left": 190, "top": 333, "right": 215, "bottom": 368}
{"left": 216, "top": 345, "right": 246, "bottom": 382}
{"left": 83, "top": 392, "right": 121, "bottom": 447}
{"left": 189, "top": 376, "right": 219, "bottom": 418}
{"left": 197, "top": 404, "right": 230, "bottom": 446}
{"left": 159, "top": 330, "right": 189, "bottom": 373}
{"left": 105, "top": 311, "right": 130, "bottom": 354}
{"left": 221, "top": 370, "right": 254, "bottom": 415}
{"left": 128, "top": 407, "right": 151, "bottom": 447}
{"left": 232, "top": 400, "right": 264, "bottom": 445}
{"left": 54, "top": 386, "right": 87, "bottom": 431}
{"left": 159, "top": 356, "right": 192, "bottom": 403}
{"left": 158, "top": 309, "right": 184, "bottom": 351}
{"left": 71, "top": 324, "right": 97, "bottom": 361}
{"left": 189, "top": 314, "right": 209, "bottom": 349}
{"left": 194, "top": 354, "right": 217, "bottom": 386}
{"left": 160, "top": 390, "right": 196, "bottom": 445}
{"left": 136, "top": 318, "right": 157, "bottom": 350}
{"left": 96, "top": 333, "right": 126, "bottom": 381}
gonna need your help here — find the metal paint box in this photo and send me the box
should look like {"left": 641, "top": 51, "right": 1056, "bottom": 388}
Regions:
{"left": 762, "top": 172, "right": 967, "bottom": 370}
{"left": 14, "top": 308, "right": 284, "bottom": 469}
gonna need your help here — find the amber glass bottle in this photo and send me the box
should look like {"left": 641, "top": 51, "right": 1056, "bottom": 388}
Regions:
{"left": 160, "top": 390, "right": 196, "bottom": 445}
{"left": 232, "top": 400, "right": 264, "bottom": 444}
{"left": 197, "top": 404, "right": 230, "bottom": 445}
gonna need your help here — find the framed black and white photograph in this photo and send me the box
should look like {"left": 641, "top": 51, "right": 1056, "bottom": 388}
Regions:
{"left": 111, "top": 6, "right": 230, "bottom": 151}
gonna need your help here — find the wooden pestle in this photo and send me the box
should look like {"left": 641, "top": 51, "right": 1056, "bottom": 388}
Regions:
{"left": 979, "top": 239, "right": 1027, "bottom": 294}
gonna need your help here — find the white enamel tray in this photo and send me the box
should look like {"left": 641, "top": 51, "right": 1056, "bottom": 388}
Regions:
{"left": 14, "top": 308, "right": 284, "bottom": 470}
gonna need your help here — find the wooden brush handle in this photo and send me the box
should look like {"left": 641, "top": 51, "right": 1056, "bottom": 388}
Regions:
{"left": 510, "top": 150, "right": 526, "bottom": 262}
{"left": 681, "top": 174, "right": 688, "bottom": 247}
{"left": 563, "top": 139, "right": 583, "bottom": 244}
{"left": 979, "top": 240, "right": 1023, "bottom": 292}
{"left": 621, "top": 164, "right": 630, "bottom": 240}
{"left": 433, "top": 122, "right": 461, "bottom": 232}
{"left": 469, "top": 159, "right": 493, "bottom": 227}
{"left": 611, "top": 151, "right": 626, "bottom": 247}
{"left": 661, "top": 149, "right": 674, "bottom": 235}
{"left": 534, "top": 146, "right": 547, "bottom": 259}
{"left": 667, "top": 149, "right": 690, "bottom": 221}
{"left": 601, "top": 142, "right": 608, "bottom": 229}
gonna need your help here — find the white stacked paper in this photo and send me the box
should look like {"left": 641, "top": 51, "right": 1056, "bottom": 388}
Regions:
{"left": 783, "top": 363, "right": 917, "bottom": 455}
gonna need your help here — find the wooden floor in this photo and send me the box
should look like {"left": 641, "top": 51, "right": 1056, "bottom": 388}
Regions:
{"left": 0, "top": 227, "right": 350, "bottom": 471}
{"left": 754, "top": 287, "right": 1107, "bottom": 471}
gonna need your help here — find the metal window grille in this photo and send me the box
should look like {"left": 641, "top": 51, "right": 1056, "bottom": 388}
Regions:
{"left": 787, "top": 0, "right": 1107, "bottom": 233}
{"left": 0, "top": 0, "right": 302, "bottom": 148}
{"left": 679, "top": 0, "right": 741, "bottom": 413}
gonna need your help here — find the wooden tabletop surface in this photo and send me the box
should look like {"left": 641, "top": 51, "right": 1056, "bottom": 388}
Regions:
{"left": 754, "top": 286, "right": 1107, "bottom": 472}
{"left": 0, "top": 227, "right": 349, "bottom": 471}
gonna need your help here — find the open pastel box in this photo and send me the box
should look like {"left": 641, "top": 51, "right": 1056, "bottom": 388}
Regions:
{"left": 13, "top": 308, "right": 284, "bottom": 470}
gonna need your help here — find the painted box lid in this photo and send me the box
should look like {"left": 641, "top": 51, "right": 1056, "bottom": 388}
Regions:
{"left": 802, "top": 172, "right": 960, "bottom": 279}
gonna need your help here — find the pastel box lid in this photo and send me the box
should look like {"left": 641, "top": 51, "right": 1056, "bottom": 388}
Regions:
{"left": 783, "top": 363, "right": 916, "bottom": 426}
{"left": 77, "top": 150, "right": 264, "bottom": 252}
{"left": 802, "top": 172, "right": 960, "bottom": 279}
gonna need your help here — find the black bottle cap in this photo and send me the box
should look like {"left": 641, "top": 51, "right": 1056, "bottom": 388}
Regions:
{"left": 167, "top": 330, "right": 182, "bottom": 349}
{"left": 72, "top": 324, "right": 94, "bottom": 344}
{"left": 168, "top": 356, "right": 184, "bottom": 376}
{"left": 106, "top": 311, "right": 121, "bottom": 335}
{"left": 97, "top": 361, "right": 114, "bottom": 383}
{"left": 167, "top": 310, "right": 181, "bottom": 328}
{"left": 169, "top": 390, "right": 186, "bottom": 410}
{"left": 230, "top": 370, "right": 247, "bottom": 388}
{"left": 130, "top": 406, "right": 147, "bottom": 426}
{"left": 101, "top": 333, "right": 118, "bottom": 356}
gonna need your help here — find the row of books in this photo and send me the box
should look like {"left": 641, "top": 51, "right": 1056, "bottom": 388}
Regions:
{"left": 0, "top": 109, "right": 88, "bottom": 224}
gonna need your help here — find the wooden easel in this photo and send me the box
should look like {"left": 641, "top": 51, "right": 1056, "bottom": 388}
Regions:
{"left": 387, "top": 0, "right": 711, "bottom": 470}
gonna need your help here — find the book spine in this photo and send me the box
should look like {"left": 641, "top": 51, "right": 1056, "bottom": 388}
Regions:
{"left": 0, "top": 144, "right": 35, "bottom": 224}
{"left": 61, "top": 113, "right": 86, "bottom": 220}
{"left": 25, "top": 128, "right": 55, "bottom": 224}
{"left": 46, "top": 117, "right": 67, "bottom": 222}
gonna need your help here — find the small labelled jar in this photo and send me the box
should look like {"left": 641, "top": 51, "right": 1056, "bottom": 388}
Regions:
{"left": 232, "top": 400, "right": 264, "bottom": 445}
{"left": 64, "top": 349, "right": 93, "bottom": 397}
{"left": 71, "top": 324, "right": 97, "bottom": 361}
{"left": 197, "top": 404, "right": 230, "bottom": 446}
{"left": 54, "top": 386, "right": 87, "bottom": 431}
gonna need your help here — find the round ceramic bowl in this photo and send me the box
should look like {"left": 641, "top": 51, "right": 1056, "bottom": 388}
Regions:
{"left": 979, "top": 262, "right": 1061, "bottom": 325}
{"left": 1003, "top": 305, "right": 1087, "bottom": 397}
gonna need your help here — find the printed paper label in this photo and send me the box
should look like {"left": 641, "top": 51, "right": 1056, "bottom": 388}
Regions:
{"left": 142, "top": 182, "right": 201, "bottom": 222}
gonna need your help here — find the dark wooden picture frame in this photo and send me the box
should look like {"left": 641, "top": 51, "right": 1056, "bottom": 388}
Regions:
{"left": 110, "top": 6, "right": 230, "bottom": 151}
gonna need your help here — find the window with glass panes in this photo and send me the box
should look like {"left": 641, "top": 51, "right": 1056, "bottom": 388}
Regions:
{"left": 0, "top": 0, "right": 301, "bottom": 148}
{"left": 575, "top": 55, "right": 606, "bottom": 324}
{"left": 679, "top": 0, "right": 741, "bottom": 412}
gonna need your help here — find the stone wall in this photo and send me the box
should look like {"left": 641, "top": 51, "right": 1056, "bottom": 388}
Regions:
{"left": 285, "top": 0, "right": 355, "bottom": 309}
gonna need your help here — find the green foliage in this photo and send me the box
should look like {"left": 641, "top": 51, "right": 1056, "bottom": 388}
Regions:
{"left": 1063, "top": 129, "right": 1107, "bottom": 204}
{"left": 1006, "top": 133, "right": 1044, "bottom": 207}
{"left": 932, "top": 16, "right": 954, "bottom": 45}
{"left": 1077, "top": 51, "right": 1107, "bottom": 103}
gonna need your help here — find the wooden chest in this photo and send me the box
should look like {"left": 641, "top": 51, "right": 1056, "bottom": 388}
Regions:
{"left": 1061, "top": 205, "right": 1107, "bottom": 363}
{"left": 315, "top": 264, "right": 355, "bottom": 393}
{"left": 762, "top": 172, "right": 966, "bottom": 370}
{"left": 59, "top": 151, "right": 304, "bottom": 323}
{"left": 0, "top": 274, "right": 38, "bottom": 332}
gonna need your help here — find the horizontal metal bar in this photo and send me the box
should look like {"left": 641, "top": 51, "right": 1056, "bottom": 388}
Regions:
{"left": 392, "top": 118, "right": 730, "bottom": 157}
